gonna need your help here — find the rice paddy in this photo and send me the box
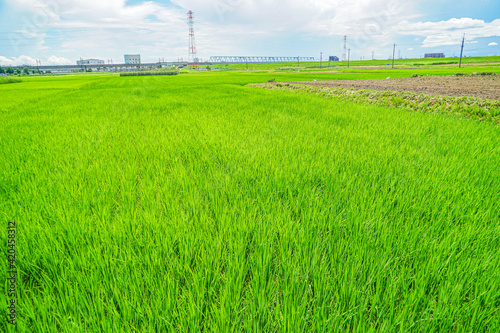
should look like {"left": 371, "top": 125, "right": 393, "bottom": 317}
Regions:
{"left": 1, "top": 67, "right": 500, "bottom": 331}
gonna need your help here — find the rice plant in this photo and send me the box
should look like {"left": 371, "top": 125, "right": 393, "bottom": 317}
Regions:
{"left": 1, "top": 71, "right": 499, "bottom": 332}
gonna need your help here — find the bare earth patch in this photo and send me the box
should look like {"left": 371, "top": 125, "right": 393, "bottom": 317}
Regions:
{"left": 289, "top": 76, "right": 500, "bottom": 101}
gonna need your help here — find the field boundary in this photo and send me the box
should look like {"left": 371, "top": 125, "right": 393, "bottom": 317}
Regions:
{"left": 250, "top": 82, "right": 500, "bottom": 124}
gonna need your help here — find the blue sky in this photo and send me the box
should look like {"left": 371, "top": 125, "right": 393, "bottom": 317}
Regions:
{"left": 0, "top": 0, "right": 499, "bottom": 66}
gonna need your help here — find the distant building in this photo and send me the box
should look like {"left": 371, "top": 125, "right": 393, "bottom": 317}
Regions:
{"left": 76, "top": 59, "right": 105, "bottom": 65}
{"left": 329, "top": 56, "right": 339, "bottom": 61}
{"left": 424, "top": 53, "right": 445, "bottom": 58}
{"left": 124, "top": 54, "right": 141, "bottom": 64}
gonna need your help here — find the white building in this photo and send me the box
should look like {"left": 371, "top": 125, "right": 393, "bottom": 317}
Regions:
{"left": 124, "top": 54, "right": 141, "bottom": 64}
{"left": 76, "top": 59, "right": 105, "bottom": 65}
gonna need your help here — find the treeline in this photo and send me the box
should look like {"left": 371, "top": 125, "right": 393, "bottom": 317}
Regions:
{"left": 0, "top": 66, "right": 50, "bottom": 75}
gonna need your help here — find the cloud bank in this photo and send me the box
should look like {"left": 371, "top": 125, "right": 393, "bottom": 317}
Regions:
{"left": 1, "top": 0, "right": 499, "bottom": 63}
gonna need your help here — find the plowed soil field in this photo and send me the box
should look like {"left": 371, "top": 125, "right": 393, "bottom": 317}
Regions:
{"left": 290, "top": 75, "right": 500, "bottom": 100}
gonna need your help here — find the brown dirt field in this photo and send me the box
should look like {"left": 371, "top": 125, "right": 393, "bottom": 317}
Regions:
{"left": 289, "top": 76, "right": 500, "bottom": 100}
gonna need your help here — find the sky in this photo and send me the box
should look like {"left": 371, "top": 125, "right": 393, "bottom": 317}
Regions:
{"left": 0, "top": 0, "right": 499, "bottom": 66}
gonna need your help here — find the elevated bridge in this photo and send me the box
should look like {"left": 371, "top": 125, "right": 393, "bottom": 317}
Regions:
{"left": 8, "top": 57, "right": 316, "bottom": 72}
{"left": 209, "top": 56, "right": 315, "bottom": 64}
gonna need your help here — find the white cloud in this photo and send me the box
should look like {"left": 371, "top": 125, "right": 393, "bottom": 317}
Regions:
{"left": 4, "top": 0, "right": 187, "bottom": 60}
{"left": 0, "top": 55, "right": 72, "bottom": 66}
{"left": 397, "top": 18, "right": 500, "bottom": 47}
{"left": 4, "top": 0, "right": 419, "bottom": 61}
{"left": 489, "top": 42, "right": 498, "bottom": 46}
{"left": 173, "top": 0, "right": 415, "bottom": 29}
{"left": 46, "top": 55, "right": 73, "bottom": 65}
{"left": 0, "top": 55, "right": 37, "bottom": 66}
{"left": 2, "top": 1, "right": 498, "bottom": 62}
{"left": 172, "top": 0, "right": 418, "bottom": 51}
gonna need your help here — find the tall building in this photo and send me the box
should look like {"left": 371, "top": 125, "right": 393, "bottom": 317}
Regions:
{"left": 124, "top": 54, "right": 141, "bottom": 64}
{"left": 76, "top": 59, "right": 105, "bottom": 65}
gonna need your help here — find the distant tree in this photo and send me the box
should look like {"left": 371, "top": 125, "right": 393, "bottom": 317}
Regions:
{"left": 86, "top": 68, "right": 92, "bottom": 72}
{"left": 15, "top": 68, "right": 21, "bottom": 75}
{"left": 32, "top": 69, "right": 39, "bottom": 74}
{"left": 46, "top": 70, "right": 52, "bottom": 74}
{"left": 6, "top": 67, "right": 14, "bottom": 74}
{"left": 22, "top": 67, "right": 30, "bottom": 75}
{"left": 0, "top": 66, "right": 4, "bottom": 74}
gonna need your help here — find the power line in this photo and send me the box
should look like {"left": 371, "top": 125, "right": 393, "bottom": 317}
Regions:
{"left": 0, "top": 28, "right": 158, "bottom": 41}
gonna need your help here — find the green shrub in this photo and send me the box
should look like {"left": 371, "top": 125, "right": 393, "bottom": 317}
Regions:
{"left": 0, "top": 77, "right": 22, "bottom": 84}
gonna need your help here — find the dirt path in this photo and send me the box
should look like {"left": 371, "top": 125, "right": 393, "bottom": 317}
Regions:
{"left": 289, "top": 76, "right": 500, "bottom": 100}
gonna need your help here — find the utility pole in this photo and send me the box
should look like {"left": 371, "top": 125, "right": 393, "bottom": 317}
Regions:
{"left": 392, "top": 44, "right": 396, "bottom": 69}
{"left": 320, "top": 52, "right": 322, "bottom": 69}
{"left": 459, "top": 34, "right": 465, "bottom": 69}
{"left": 347, "top": 49, "right": 350, "bottom": 68}
{"left": 342, "top": 35, "right": 347, "bottom": 61}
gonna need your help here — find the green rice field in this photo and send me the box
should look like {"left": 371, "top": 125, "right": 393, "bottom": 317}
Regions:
{"left": 1, "top": 63, "right": 500, "bottom": 331}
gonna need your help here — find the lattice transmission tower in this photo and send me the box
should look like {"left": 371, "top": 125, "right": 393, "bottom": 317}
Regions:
{"left": 187, "top": 10, "right": 198, "bottom": 68}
